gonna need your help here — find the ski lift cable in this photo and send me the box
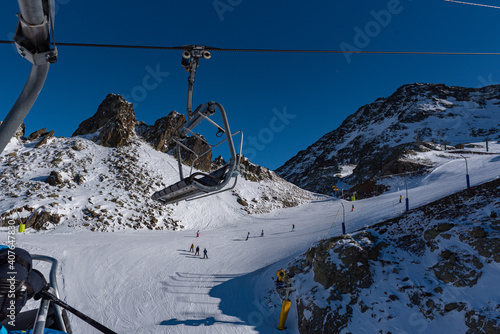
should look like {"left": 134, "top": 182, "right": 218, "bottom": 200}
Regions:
{"left": 1, "top": 40, "right": 500, "bottom": 55}
{"left": 442, "top": 0, "right": 500, "bottom": 10}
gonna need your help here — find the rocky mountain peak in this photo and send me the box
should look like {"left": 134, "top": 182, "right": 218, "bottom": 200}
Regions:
{"left": 72, "top": 93, "right": 137, "bottom": 147}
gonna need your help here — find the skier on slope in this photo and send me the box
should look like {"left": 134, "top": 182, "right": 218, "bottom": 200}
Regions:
{"left": 246, "top": 232, "right": 250, "bottom": 241}
{"left": 261, "top": 230, "right": 264, "bottom": 237}
{"left": 190, "top": 244, "right": 194, "bottom": 252}
{"left": 196, "top": 230, "right": 199, "bottom": 238}
{"left": 203, "top": 248, "right": 208, "bottom": 259}
{"left": 195, "top": 246, "right": 200, "bottom": 256}
{"left": 292, "top": 224, "right": 295, "bottom": 231}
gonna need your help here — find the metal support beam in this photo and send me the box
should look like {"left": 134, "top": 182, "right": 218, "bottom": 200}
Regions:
{"left": 0, "top": 63, "right": 49, "bottom": 154}
{"left": 404, "top": 178, "right": 409, "bottom": 212}
{"left": 341, "top": 202, "right": 346, "bottom": 234}
{"left": 461, "top": 155, "right": 470, "bottom": 189}
{"left": 0, "top": 0, "right": 56, "bottom": 155}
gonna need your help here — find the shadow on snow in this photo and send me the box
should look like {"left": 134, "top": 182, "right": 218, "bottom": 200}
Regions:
{"left": 159, "top": 268, "right": 283, "bottom": 332}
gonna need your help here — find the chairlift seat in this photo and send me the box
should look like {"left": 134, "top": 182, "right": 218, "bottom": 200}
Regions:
{"left": 152, "top": 165, "right": 230, "bottom": 205}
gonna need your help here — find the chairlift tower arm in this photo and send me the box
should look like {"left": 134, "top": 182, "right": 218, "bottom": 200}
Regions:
{"left": 0, "top": 0, "right": 57, "bottom": 155}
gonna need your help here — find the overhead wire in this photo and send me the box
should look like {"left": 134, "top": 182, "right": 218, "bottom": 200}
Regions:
{"left": 0, "top": 40, "right": 500, "bottom": 55}
{"left": 442, "top": 0, "right": 500, "bottom": 10}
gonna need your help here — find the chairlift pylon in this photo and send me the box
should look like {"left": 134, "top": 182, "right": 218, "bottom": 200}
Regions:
{"left": 152, "top": 46, "right": 243, "bottom": 205}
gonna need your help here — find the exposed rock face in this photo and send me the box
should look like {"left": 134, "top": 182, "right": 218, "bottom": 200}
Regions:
{"left": 289, "top": 232, "right": 380, "bottom": 334}
{"left": 276, "top": 83, "right": 500, "bottom": 195}
{"left": 35, "top": 130, "right": 55, "bottom": 148}
{"left": 26, "top": 210, "right": 62, "bottom": 230}
{"left": 73, "top": 93, "right": 137, "bottom": 147}
{"left": 26, "top": 128, "right": 55, "bottom": 148}
{"left": 46, "top": 170, "right": 63, "bottom": 186}
{"left": 14, "top": 123, "right": 25, "bottom": 138}
{"left": 226, "top": 155, "right": 316, "bottom": 214}
{"left": 136, "top": 112, "right": 185, "bottom": 153}
{"left": 179, "top": 136, "right": 212, "bottom": 172}
{"left": 238, "top": 156, "right": 273, "bottom": 182}
{"left": 0, "top": 206, "right": 61, "bottom": 230}
{"left": 28, "top": 128, "right": 48, "bottom": 141}
{"left": 287, "top": 178, "right": 500, "bottom": 333}
{"left": 432, "top": 250, "right": 483, "bottom": 287}
{"left": 302, "top": 232, "right": 379, "bottom": 292}
{"left": 137, "top": 111, "right": 213, "bottom": 172}
{"left": 289, "top": 233, "right": 379, "bottom": 334}
{"left": 465, "top": 310, "right": 500, "bottom": 334}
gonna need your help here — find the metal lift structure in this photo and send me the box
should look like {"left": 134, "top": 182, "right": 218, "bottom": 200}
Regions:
{"left": 152, "top": 46, "right": 243, "bottom": 205}
{"left": 0, "top": 0, "right": 57, "bottom": 156}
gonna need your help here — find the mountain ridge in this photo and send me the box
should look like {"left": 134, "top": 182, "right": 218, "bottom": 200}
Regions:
{"left": 276, "top": 83, "right": 500, "bottom": 195}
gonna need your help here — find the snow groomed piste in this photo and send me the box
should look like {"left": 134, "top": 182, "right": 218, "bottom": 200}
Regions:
{"left": 1, "top": 142, "right": 498, "bottom": 333}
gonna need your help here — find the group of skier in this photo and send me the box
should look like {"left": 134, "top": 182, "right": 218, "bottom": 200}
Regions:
{"left": 245, "top": 229, "right": 266, "bottom": 240}
{"left": 189, "top": 243, "right": 208, "bottom": 259}
{"left": 245, "top": 225, "right": 296, "bottom": 240}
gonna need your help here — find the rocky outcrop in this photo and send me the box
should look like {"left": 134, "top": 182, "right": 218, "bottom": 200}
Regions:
{"left": 136, "top": 112, "right": 185, "bottom": 153}
{"left": 14, "top": 123, "right": 25, "bottom": 138}
{"left": 277, "top": 83, "right": 500, "bottom": 195}
{"left": 0, "top": 206, "right": 62, "bottom": 230}
{"left": 137, "top": 111, "right": 213, "bottom": 172}
{"left": 46, "top": 170, "right": 63, "bottom": 186}
{"left": 35, "top": 130, "right": 55, "bottom": 148}
{"left": 28, "top": 128, "right": 48, "bottom": 141}
{"left": 73, "top": 93, "right": 137, "bottom": 147}
{"left": 237, "top": 156, "right": 273, "bottom": 182}
{"left": 288, "top": 178, "right": 500, "bottom": 333}
{"left": 288, "top": 232, "right": 380, "bottom": 334}
{"left": 179, "top": 136, "right": 212, "bottom": 172}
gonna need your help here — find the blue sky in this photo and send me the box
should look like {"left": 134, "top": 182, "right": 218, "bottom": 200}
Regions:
{"left": 1, "top": 0, "right": 500, "bottom": 170}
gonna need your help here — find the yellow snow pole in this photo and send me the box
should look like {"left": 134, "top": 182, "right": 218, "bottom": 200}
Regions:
{"left": 18, "top": 223, "right": 25, "bottom": 233}
{"left": 278, "top": 299, "right": 291, "bottom": 330}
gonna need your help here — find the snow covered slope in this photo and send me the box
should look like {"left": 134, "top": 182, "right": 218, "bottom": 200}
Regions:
{"left": 0, "top": 135, "right": 314, "bottom": 232}
{"left": 0, "top": 142, "right": 498, "bottom": 333}
{"left": 289, "top": 179, "right": 500, "bottom": 334}
{"left": 276, "top": 83, "right": 500, "bottom": 195}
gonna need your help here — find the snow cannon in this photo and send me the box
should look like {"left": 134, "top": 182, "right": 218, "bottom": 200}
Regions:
{"left": 275, "top": 269, "right": 292, "bottom": 330}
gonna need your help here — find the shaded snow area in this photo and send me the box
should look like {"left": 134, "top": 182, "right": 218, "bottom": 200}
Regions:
{"left": 0, "top": 138, "right": 499, "bottom": 333}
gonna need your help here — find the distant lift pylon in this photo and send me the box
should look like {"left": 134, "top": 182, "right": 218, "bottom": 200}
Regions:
{"left": 152, "top": 46, "right": 243, "bottom": 205}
